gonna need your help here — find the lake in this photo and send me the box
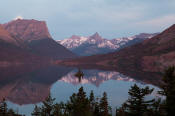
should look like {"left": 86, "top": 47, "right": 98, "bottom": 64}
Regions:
{"left": 0, "top": 65, "right": 161, "bottom": 116}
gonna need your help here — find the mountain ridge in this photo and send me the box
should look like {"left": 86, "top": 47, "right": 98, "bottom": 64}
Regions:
{"left": 0, "top": 19, "right": 76, "bottom": 64}
{"left": 3, "top": 19, "right": 52, "bottom": 42}
{"left": 0, "top": 25, "right": 18, "bottom": 45}
{"left": 58, "top": 24, "right": 175, "bottom": 84}
{"left": 58, "top": 32, "right": 158, "bottom": 56}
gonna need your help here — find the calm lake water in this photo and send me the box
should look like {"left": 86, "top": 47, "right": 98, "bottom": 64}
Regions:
{"left": 0, "top": 65, "right": 161, "bottom": 116}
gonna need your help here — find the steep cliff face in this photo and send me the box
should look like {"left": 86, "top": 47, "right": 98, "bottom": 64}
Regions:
{"left": 0, "top": 25, "right": 18, "bottom": 45}
{"left": 3, "top": 19, "right": 51, "bottom": 42}
{"left": 1, "top": 19, "right": 76, "bottom": 61}
{"left": 0, "top": 25, "right": 43, "bottom": 63}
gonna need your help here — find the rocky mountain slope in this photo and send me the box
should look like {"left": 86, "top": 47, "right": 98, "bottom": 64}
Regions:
{"left": 58, "top": 32, "right": 158, "bottom": 56}
{"left": 59, "top": 24, "right": 175, "bottom": 85}
{"left": 0, "top": 25, "right": 43, "bottom": 64}
{"left": 0, "top": 19, "right": 76, "bottom": 64}
{"left": 0, "top": 25, "right": 18, "bottom": 45}
{"left": 3, "top": 19, "right": 52, "bottom": 42}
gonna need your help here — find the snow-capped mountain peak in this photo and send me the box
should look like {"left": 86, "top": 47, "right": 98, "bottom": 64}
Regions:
{"left": 57, "top": 32, "right": 158, "bottom": 56}
{"left": 89, "top": 32, "right": 102, "bottom": 40}
{"left": 58, "top": 32, "right": 118, "bottom": 50}
{"left": 58, "top": 35, "right": 88, "bottom": 49}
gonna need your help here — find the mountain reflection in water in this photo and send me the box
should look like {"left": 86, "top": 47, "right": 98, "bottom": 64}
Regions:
{"left": 0, "top": 65, "right": 73, "bottom": 105}
{"left": 60, "top": 69, "right": 135, "bottom": 87}
{"left": 0, "top": 65, "right": 160, "bottom": 116}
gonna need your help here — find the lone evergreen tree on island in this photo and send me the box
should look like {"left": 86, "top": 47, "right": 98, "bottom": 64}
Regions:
{"left": 74, "top": 69, "right": 84, "bottom": 83}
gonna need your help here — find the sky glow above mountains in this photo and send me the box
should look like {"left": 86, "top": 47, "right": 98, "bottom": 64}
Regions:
{"left": 1, "top": 0, "right": 175, "bottom": 40}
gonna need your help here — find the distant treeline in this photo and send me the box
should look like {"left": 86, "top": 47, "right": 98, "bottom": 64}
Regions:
{"left": 1, "top": 66, "right": 175, "bottom": 116}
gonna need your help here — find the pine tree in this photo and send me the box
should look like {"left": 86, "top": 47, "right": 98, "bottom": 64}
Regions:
{"left": 41, "top": 94, "right": 55, "bottom": 116}
{"left": 123, "top": 84, "right": 154, "bottom": 116}
{"left": 149, "top": 98, "right": 166, "bottom": 116}
{"left": 115, "top": 106, "right": 128, "bottom": 116}
{"left": 89, "top": 90, "right": 95, "bottom": 111}
{"left": 99, "top": 92, "right": 110, "bottom": 116}
{"left": 0, "top": 98, "right": 8, "bottom": 115}
{"left": 31, "top": 105, "right": 41, "bottom": 116}
{"left": 68, "top": 86, "right": 92, "bottom": 116}
{"left": 8, "top": 108, "right": 17, "bottom": 116}
{"left": 159, "top": 66, "right": 175, "bottom": 116}
{"left": 52, "top": 103, "right": 64, "bottom": 116}
{"left": 94, "top": 96, "right": 100, "bottom": 116}
{"left": 0, "top": 98, "right": 23, "bottom": 116}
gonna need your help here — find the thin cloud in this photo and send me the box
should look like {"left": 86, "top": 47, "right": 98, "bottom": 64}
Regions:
{"left": 1, "top": 0, "right": 175, "bottom": 39}
{"left": 136, "top": 15, "right": 175, "bottom": 28}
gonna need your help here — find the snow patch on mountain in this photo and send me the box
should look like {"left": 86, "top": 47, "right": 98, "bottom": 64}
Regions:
{"left": 57, "top": 32, "right": 158, "bottom": 56}
{"left": 59, "top": 35, "right": 88, "bottom": 49}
